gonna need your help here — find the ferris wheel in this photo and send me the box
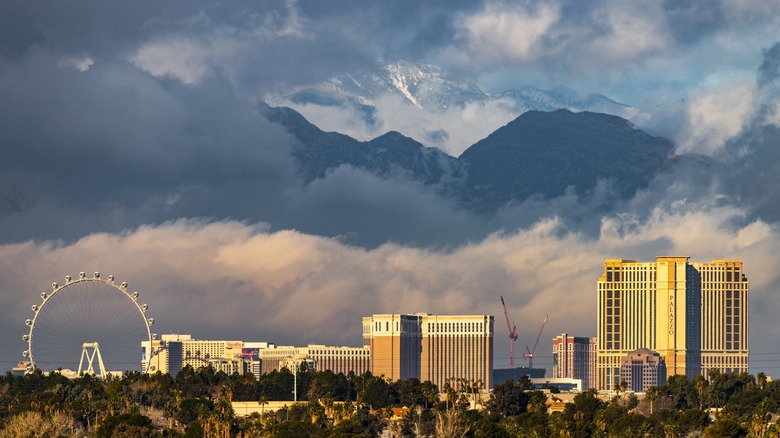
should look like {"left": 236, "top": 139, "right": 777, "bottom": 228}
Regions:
{"left": 22, "top": 272, "right": 157, "bottom": 377}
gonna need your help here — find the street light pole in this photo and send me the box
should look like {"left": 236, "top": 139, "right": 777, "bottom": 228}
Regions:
{"left": 293, "top": 361, "right": 298, "bottom": 403}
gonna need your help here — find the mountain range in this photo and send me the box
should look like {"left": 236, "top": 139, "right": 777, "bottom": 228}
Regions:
{"left": 265, "top": 60, "right": 640, "bottom": 127}
{"left": 261, "top": 103, "right": 688, "bottom": 212}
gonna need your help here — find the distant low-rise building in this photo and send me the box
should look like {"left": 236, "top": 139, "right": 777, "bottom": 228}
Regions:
{"left": 142, "top": 334, "right": 192, "bottom": 374}
{"left": 493, "top": 367, "right": 545, "bottom": 386}
{"left": 143, "top": 335, "right": 274, "bottom": 376}
{"left": 619, "top": 348, "right": 666, "bottom": 393}
{"left": 242, "top": 341, "right": 273, "bottom": 378}
{"left": 11, "top": 361, "right": 31, "bottom": 376}
{"left": 259, "top": 345, "right": 370, "bottom": 376}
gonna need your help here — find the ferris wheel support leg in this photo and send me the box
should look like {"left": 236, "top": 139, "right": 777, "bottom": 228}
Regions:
{"left": 95, "top": 345, "right": 107, "bottom": 379}
{"left": 79, "top": 342, "right": 107, "bottom": 379}
{"left": 78, "top": 347, "right": 87, "bottom": 376}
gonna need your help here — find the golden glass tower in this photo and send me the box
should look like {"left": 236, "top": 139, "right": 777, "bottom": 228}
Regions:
{"left": 596, "top": 257, "right": 748, "bottom": 390}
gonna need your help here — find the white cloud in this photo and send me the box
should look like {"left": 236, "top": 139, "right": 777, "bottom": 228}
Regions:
{"left": 274, "top": 0, "right": 312, "bottom": 39}
{"left": 128, "top": 37, "right": 220, "bottom": 85}
{"left": 57, "top": 56, "right": 94, "bottom": 72}
{"left": 371, "top": 94, "right": 517, "bottom": 155}
{"left": 769, "top": 99, "right": 780, "bottom": 127}
{"left": 282, "top": 93, "right": 518, "bottom": 156}
{"left": 460, "top": 1, "right": 560, "bottom": 63}
{"left": 127, "top": 1, "right": 311, "bottom": 86}
{"left": 451, "top": 0, "right": 673, "bottom": 74}
{"left": 677, "top": 78, "right": 757, "bottom": 154}
{"left": 585, "top": 1, "right": 671, "bottom": 64}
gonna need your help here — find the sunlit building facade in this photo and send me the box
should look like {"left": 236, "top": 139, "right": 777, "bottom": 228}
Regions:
{"left": 552, "top": 333, "right": 597, "bottom": 390}
{"left": 259, "top": 345, "right": 370, "bottom": 376}
{"left": 143, "top": 335, "right": 271, "bottom": 376}
{"left": 142, "top": 334, "right": 192, "bottom": 374}
{"left": 362, "top": 313, "right": 494, "bottom": 391}
{"left": 362, "top": 314, "right": 423, "bottom": 382}
{"left": 596, "top": 257, "right": 749, "bottom": 390}
{"left": 180, "top": 339, "right": 244, "bottom": 375}
{"left": 308, "top": 345, "right": 371, "bottom": 376}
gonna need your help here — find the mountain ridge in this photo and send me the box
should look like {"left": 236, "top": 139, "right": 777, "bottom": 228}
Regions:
{"left": 266, "top": 60, "right": 639, "bottom": 121}
{"left": 261, "top": 103, "right": 688, "bottom": 212}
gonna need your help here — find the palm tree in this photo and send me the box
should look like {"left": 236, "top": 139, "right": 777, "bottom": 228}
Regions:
{"left": 752, "top": 399, "right": 771, "bottom": 438}
{"left": 645, "top": 386, "right": 659, "bottom": 415}
{"left": 758, "top": 372, "right": 768, "bottom": 390}
{"left": 422, "top": 382, "right": 438, "bottom": 409}
{"left": 258, "top": 394, "right": 268, "bottom": 424}
{"left": 612, "top": 381, "right": 622, "bottom": 399}
{"left": 694, "top": 374, "right": 707, "bottom": 411}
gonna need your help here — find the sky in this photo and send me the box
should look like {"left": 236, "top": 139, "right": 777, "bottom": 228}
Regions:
{"left": 1, "top": 0, "right": 780, "bottom": 376}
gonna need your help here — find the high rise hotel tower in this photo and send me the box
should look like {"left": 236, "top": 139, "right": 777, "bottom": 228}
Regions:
{"left": 362, "top": 314, "right": 493, "bottom": 390}
{"left": 597, "top": 257, "right": 748, "bottom": 390}
{"left": 552, "top": 334, "right": 597, "bottom": 390}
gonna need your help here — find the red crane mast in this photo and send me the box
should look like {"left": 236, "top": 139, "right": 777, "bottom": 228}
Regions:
{"left": 523, "top": 314, "right": 548, "bottom": 369}
{"left": 500, "top": 296, "right": 518, "bottom": 367}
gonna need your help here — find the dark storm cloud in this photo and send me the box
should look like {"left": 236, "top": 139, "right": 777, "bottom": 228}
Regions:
{"left": 280, "top": 166, "right": 486, "bottom": 248}
{"left": 710, "top": 42, "right": 780, "bottom": 224}
{"left": 0, "top": 45, "right": 299, "bottom": 241}
{"left": 661, "top": 0, "right": 726, "bottom": 44}
{"left": 718, "top": 122, "right": 780, "bottom": 224}
{"left": 0, "top": 42, "right": 489, "bottom": 248}
{"left": 758, "top": 43, "right": 780, "bottom": 88}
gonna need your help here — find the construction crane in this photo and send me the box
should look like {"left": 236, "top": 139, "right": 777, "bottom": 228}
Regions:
{"left": 523, "top": 314, "right": 549, "bottom": 369}
{"left": 500, "top": 296, "right": 519, "bottom": 367}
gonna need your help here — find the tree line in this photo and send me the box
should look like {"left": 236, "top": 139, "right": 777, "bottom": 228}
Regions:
{"left": 1, "top": 366, "right": 780, "bottom": 437}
